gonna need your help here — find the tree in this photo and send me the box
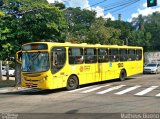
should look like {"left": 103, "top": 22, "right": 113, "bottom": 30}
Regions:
{"left": 0, "top": 0, "right": 67, "bottom": 60}
{"left": 105, "top": 19, "right": 132, "bottom": 45}
{"left": 87, "top": 18, "right": 122, "bottom": 45}
{"left": 131, "top": 12, "right": 160, "bottom": 51}
{"left": 128, "top": 30, "right": 151, "bottom": 51}
{"left": 64, "top": 7, "right": 96, "bottom": 43}
{"left": 144, "top": 12, "right": 160, "bottom": 51}
{"left": 52, "top": 2, "right": 65, "bottom": 10}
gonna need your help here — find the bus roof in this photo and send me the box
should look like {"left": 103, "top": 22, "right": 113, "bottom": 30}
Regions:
{"left": 22, "top": 42, "right": 143, "bottom": 49}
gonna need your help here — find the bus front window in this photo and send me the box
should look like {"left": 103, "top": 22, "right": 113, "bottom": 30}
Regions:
{"left": 22, "top": 52, "right": 49, "bottom": 72}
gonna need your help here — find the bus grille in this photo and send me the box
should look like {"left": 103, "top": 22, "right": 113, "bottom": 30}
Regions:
{"left": 26, "top": 83, "right": 38, "bottom": 88}
{"left": 25, "top": 79, "right": 39, "bottom": 82}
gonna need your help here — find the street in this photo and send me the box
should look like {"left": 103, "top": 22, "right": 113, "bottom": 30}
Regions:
{"left": 0, "top": 73, "right": 160, "bottom": 115}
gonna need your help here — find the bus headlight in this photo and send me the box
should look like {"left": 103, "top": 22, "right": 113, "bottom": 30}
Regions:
{"left": 39, "top": 76, "right": 48, "bottom": 82}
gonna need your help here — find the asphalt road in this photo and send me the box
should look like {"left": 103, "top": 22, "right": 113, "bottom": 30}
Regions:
{"left": 0, "top": 74, "right": 160, "bottom": 119}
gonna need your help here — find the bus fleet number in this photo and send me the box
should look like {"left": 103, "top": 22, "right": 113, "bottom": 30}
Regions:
{"left": 118, "top": 63, "right": 123, "bottom": 68}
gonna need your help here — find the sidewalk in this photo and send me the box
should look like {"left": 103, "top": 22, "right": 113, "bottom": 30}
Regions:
{"left": 0, "top": 76, "right": 19, "bottom": 93}
{"left": 0, "top": 77, "right": 36, "bottom": 93}
{"left": 0, "top": 76, "right": 16, "bottom": 88}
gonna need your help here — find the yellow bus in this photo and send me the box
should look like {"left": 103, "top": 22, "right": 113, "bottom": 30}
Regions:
{"left": 16, "top": 42, "right": 143, "bottom": 90}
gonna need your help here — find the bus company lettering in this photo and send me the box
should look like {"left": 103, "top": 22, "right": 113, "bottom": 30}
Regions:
{"left": 118, "top": 63, "right": 124, "bottom": 68}
{"left": 79, "top": 66, "right": 90, "bottom": 72}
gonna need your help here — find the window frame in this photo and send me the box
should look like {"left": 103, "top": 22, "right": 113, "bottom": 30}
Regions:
{"left": 128, "top": 49, "right": 136, "bottom": 61}
{"left": 68, "top": 47, "right": 84, "bottom": 64}
{"left": 119, "top": 48, "right": 128, "bottom": 62}
{"left": 136, "top": 49, "right": 142, "bottom": 60}
{"left": 51, "top": 47, "right": 66, "bottom": 74}
{"left": 84, "top": 48, "right": 97, "bottom": 64}
{"left": 98, "top": 48, "right": 109, "bottom": 63}
{"left": 109, "top": 48, "right": 119, "bottom": 62}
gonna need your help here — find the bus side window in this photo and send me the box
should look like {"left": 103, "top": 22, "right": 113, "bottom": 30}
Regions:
{"left": 85, "top": 48, "right": 97, "bottom": 64}
{"left": 98, "top": 49, "right": 109, "bottom": 63}
{"left": 109, "top": 48, "right": 119, "bottom": 62}
{"left": 128, "top": 49, "right": 136, "bottom": 61}
{"left": 51, "top": 47, "right": 66, "bottom": 74}
{"left": 136, "top": 49, "right": 142, "bottom": 60}
{"left": 69, "top": 48, "right": 83, "bottom": 64}
{"left": 119, "top": 49, "right": 127, "bottom": 61}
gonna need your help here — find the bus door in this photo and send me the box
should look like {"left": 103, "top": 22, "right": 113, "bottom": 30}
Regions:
{"left": 98, "top": 49, "right": 110, "bottom": 81}
{"left": 108, "top": 49, "right": 120, "bottom": 79}
{"left": 84, "top": 48, "right": 98, "bottom": 83}
{"left": 128, "top": 49, "right": 136, "bottom": 75}
{"left": 51, "top": 47, "right": 66, "bottom": 88}
{"left": 68, "top": 47, "right": 86, "bottom": 84}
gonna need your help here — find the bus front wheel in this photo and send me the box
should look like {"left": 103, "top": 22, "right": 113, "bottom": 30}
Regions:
{"left": 119, "top": 70, "right": 126, "bottom": 81}
{"left": 66, "top": 75, "right": 79, "bottom": 90}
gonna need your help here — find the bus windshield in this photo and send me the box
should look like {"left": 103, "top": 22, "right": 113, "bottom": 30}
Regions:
{"left": 22, "top": 52, "right": 49, "bottom": 72}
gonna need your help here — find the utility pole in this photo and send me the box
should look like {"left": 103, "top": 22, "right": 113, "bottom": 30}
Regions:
{"left": 15, "top": 61, "right": 21, "bottom": 86}
{"left": 6, "top": 61, "right": 9, "bottom": 81}
{"left": 0, "top": 61, "right": 2, "bottom": 81}
{"left": 126, "top": 38, "right": 128, "bottom": 45}
{"left": 118, "top": 14, "right": 122, "bottom": 21}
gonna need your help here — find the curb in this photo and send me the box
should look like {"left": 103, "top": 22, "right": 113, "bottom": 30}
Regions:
{"left": 0, "top": 87, "right": 26, "bottom": 93}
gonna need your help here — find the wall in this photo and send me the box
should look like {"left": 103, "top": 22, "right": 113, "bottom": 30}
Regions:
{"left": 144, "top": 52, "right": 160, "bottom": 64}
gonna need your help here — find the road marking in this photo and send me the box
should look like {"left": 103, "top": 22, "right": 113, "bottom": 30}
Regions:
{"left": 115, "top": 85, "right": 141, "bottom": 95}
{"left": 134, "top": 86, "right": 159, "bottom": 96}
{"left": 155, "top": 93, "right": 160, "bottom": 97}
{"left": 96, "top": 85, "right": 126, "bottom": 94}
{"left": 81, "top": 84, "right": 111, "bottom": 93}
{"left": 68, "top": 85, "right": 98, "bottom": 92}
{"left": 0, "top": 89, "right": 9, "bottom": 93}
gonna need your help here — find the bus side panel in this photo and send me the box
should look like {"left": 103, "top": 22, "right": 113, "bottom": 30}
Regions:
{"left": 100, "top": 63, "right": 110, "bottom": 81}
{"left": 61, "top": 64, "right": 86, "bottom": 87}
{"left": 101, "top": 62, "right": 120, "bottom": 81}
{"left": 81, "top": 64, "right": 96, "bottom": 84}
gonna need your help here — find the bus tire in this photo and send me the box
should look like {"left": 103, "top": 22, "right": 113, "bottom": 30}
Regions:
{"left": 119, "top": 69, "right": 126, "bottom": 81}
{"left": 66, "top": 75, "right": 79, "bottom": 90}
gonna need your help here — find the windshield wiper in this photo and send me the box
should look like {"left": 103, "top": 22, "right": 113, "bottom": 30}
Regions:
{"left": 31, "top": 51, "right": 41, "bottom": 61}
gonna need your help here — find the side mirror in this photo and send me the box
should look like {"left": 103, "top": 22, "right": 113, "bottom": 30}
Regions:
{"left": 16, "top": 50, "right": 22, "bottom": 64}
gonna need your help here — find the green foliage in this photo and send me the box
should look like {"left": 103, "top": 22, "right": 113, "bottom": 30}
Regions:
{"left": 105, "top": 19, "right": 132, "bottom": 44}
{"left": 65, "top": 7, "right": 96, "bottom": 43}
{"left": 52, "top": 2, "right": 65, "bottom": 10}
{"left": 1, "top": 1, "right": 160, "bottom": 60}
{"left": 0, "top": 0, "right": 67, "bottom": 60}
{"left": 128, "top": 30, "right": 151, "bottom": 51}
{"left": 131, "top": 12, "right": 160, "bottom": 51}
{"left": 87, "top": 18, "right": 122, "bottom": 45}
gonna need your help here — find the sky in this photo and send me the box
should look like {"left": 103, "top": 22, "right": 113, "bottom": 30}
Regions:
{"left": 47, "top": 0, "right": 160, "bottom": 22}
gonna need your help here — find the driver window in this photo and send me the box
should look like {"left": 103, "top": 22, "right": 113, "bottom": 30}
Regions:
{"left": 51, "top": 47, "right": 66, "bottom": 74}
{"left": 53, "top": 52, "right": 58, "bottom": 66}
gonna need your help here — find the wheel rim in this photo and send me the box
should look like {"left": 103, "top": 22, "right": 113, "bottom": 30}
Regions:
{"left": 120, "top": 71, "right": 126, "bottom": 81}
{"left": 68, "top": 78, "right": 76, "bottom": 88}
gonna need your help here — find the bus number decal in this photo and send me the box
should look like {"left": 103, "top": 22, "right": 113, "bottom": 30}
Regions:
{"left": 118, "top": 63, "right": 123, "bottom": 68}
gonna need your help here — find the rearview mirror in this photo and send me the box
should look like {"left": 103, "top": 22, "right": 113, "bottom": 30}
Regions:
{"left": 16, "top": 51, "right": 22, "bottom": 64}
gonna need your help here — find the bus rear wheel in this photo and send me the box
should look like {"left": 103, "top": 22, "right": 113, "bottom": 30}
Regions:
{"left": 66, "top": 75, "right": 79, "bottom": 90}
{"left": 119, "top": 69, "right": 126, "bottom": 81}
